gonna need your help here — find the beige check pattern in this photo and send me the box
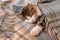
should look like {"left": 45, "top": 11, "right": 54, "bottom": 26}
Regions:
{"left": 0, "top": 21, "right": 35, "bottom": 40}
{"left": 0, "top": 13, "right": 36, "bottom": 40}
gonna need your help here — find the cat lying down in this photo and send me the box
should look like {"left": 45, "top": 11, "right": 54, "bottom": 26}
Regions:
{"left": 17, "top": 4, "right": 45, "bottom": 37}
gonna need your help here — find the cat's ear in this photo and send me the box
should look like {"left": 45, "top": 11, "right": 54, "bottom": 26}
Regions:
{"left": 36, "top": 7, "right": 42, "bottom": 16}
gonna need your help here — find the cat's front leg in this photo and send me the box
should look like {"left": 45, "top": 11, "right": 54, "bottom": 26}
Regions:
{"left": 30, "top": 25, "right": 43, "bottom": 36}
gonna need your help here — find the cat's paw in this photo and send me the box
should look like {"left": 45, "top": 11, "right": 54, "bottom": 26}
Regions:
{"left": 30, "top": 25, "right": 43, "bottom": 36}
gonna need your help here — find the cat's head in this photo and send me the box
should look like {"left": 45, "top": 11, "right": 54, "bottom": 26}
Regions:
{"left": 17, "top": 4, "right": 37, "bottom": 20}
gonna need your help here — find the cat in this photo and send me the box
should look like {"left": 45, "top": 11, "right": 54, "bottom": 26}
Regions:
{"left": 17, "top": 4, "right": 43, "bottom": 36}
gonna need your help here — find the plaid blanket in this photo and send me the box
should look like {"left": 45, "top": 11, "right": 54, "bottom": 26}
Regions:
{"left": 0, "top": 13, "right": 36, "bottom": 40}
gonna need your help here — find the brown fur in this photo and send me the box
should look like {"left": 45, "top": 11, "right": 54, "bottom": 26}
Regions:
{"left": 17, "top": 4, "right": 44, "bottom": 36}
{"left": 17, "top": 4, "right": 43, "bottom": 25}
{"left": 17, "top": 4, "right": 37, "bottom": 21}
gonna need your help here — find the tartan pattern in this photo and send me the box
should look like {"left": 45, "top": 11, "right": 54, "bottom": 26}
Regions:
{"left": 0, "top": 21, "right": 34, "bottom": 40}
{"left": 0, "top": 2, "right": 36, "bottom": 39}
{"left": 0, "top": 14, "right": 36, "bottom": 40}
{"left": 0, "top": 0, "right": 60, "bottom": 40}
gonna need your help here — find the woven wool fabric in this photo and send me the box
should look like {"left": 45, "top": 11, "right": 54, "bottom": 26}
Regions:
{"left": 0, "top": 12, "right": 36, "bottom": 40}
{"left": 0, "top": 0, "right": 37, "bottom": 40}
{"left": 38, "top": 0, "right": 60, "bottom": 40}
{"left": 0, "top": 0, "right": 60, "bottom": 40}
